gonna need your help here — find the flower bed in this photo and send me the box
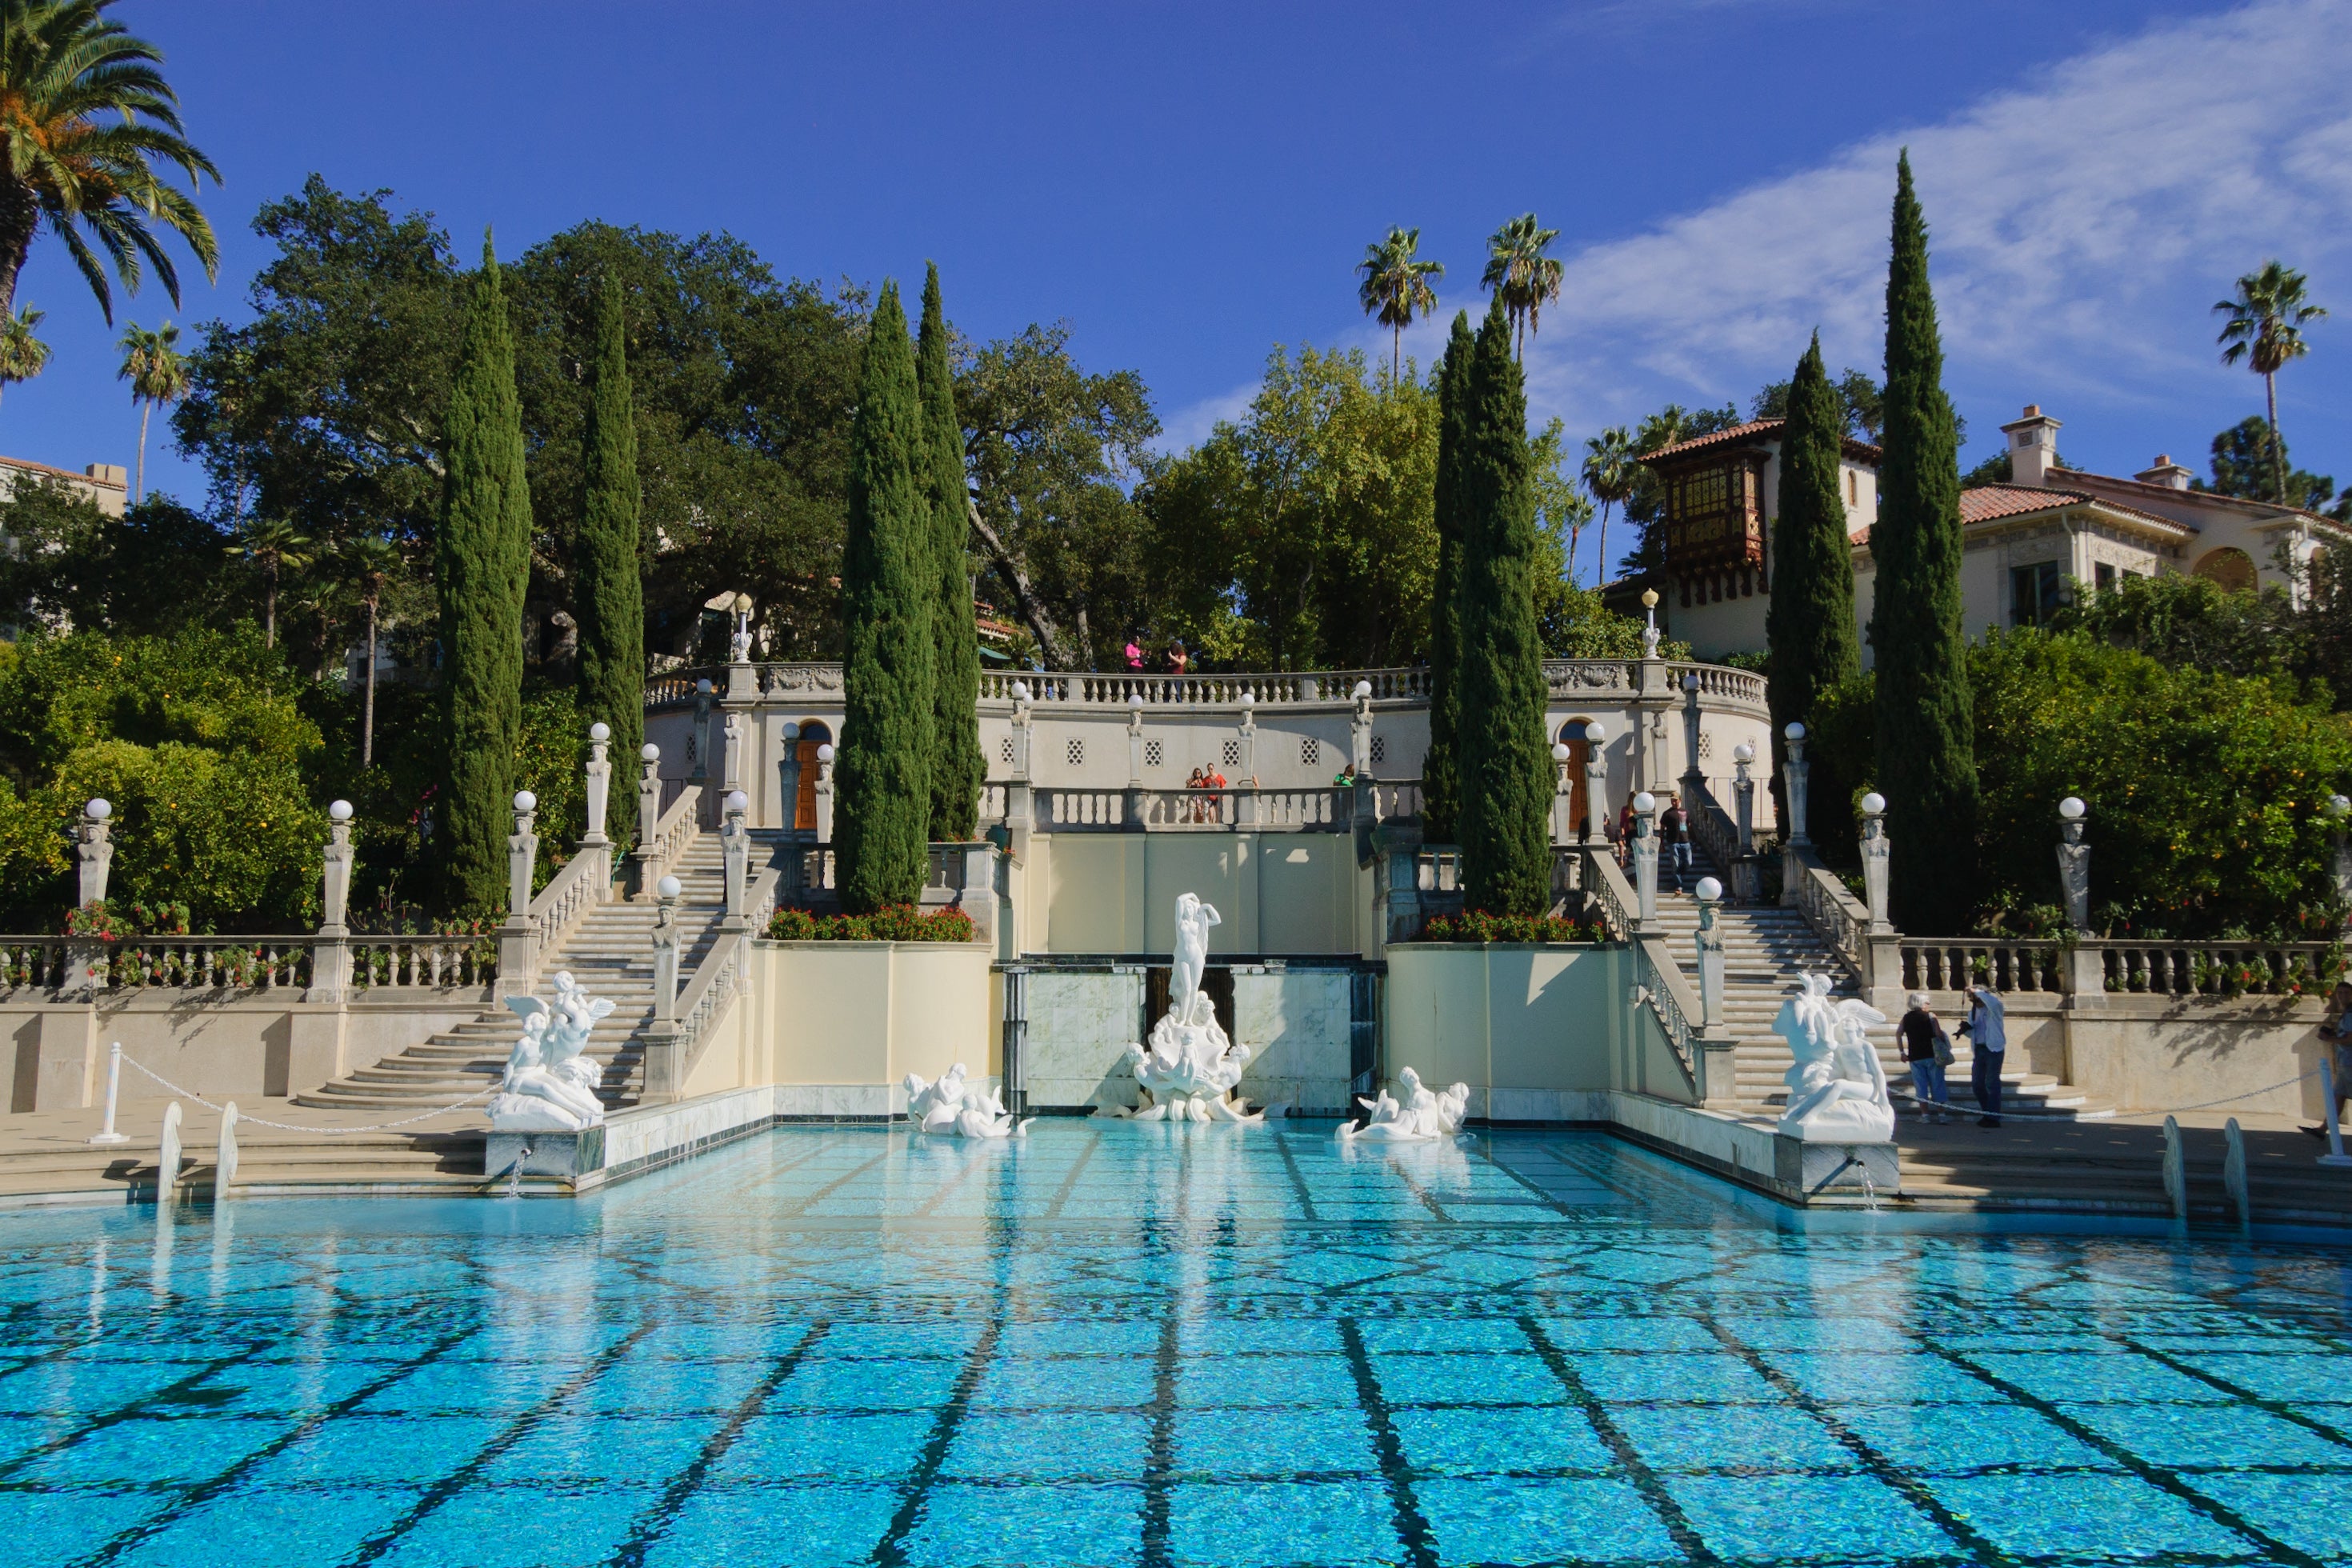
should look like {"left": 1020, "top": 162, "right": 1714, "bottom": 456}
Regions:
{"left": 765, "top": 905, "right": 976, "bottom": 943}
{"left": 1422, "top": 910, "right": 1607, "bottom": 944}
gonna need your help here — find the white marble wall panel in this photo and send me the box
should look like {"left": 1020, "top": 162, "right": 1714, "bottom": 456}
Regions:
{"left": 1233, "top": 970, "right": 1352, "bottom": 1115}
{"left": 1023, "top": 969, "right": 1146, "bottom": 1110}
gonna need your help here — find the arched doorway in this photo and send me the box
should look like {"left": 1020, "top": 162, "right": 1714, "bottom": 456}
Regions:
{"left": 1559, "top": 718, "right": 1594, "bottom": 836}
{"left": 793, "top": 722, "right": 832, "bottom": 830}
{"left": 2194, "top": 547, "right": 2256, "bottom": 594}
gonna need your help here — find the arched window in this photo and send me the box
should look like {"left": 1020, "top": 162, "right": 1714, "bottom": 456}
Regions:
{"left": 1558, "top": 719, "right": 1596, "bottom": 836}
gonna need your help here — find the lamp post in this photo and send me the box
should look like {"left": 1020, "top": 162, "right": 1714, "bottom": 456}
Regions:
{"left": 634, "top": 742, "right": 663, "bottom": 898}
{"left": 76, "top": 798, "right": 113, "bottom": 909}
{"left": 1631, "top": 790, "right": 1659, "bottom": 929}
{"left": 1782, "top": 722, "right": 1810, "bottom": 849}
{"left": 1582, "top": 719, "right": 1610, "bottom": 843}
{"left": 1551, "top": 742, "right": 1574, "bottom": 846}
{"left": 722, "top": 789, "right": 751, "bottom": 927}
{"left": 1679, "top": 672, "right": 1703, "bottom": 789}
{"left": 1858, "top": 790, "right": 1890, "bottom": 932}
{"left": 814, "top": 742, "right": 836, "bottom": 845}
{"left": 499, "top": 790, "right": 540, "bottom": 998}
{"left": 1694, "top": 874, "right": 1726, "bottom": 1032}
{"left": 308, "top": 799, "right": 357, "bottom": 1003}
{"left": 1730, "top": 742, "right": 1758, "bottom": 903}
{"left": 2057, "top": 796, "right": 2090, "bottom": 933}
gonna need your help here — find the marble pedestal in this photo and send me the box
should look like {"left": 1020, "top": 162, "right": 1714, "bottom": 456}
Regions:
{"left": 486, "top": 1126, "right": 607, "bottom": 1181}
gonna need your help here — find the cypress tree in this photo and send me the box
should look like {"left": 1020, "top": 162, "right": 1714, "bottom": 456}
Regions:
{"left": 1870, "top": 152, "right": 1978, "bottom": 930}
{"left": 1421, "top": 310, "right": 1475, "bottom": 846}
{"left": 1456, "top": 298, "right": 1553, "bottom": 915}
{"left": 574, "top": 275, "right": 645, "bottom": 798}
{"left": 835, "top": 281, "right": 937, "bottom": 912}
{"left": 917, "top": 262, "right": 984, "bottom": 842}
{"left": 436, "top": 232, "right": 532, "bottom": 914}
{"left": 1766, "top": 332, "right": 1860, "bottom": 847}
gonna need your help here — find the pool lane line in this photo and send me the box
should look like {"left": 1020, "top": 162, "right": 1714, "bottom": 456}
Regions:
{"left": 1038, "top": 1127, "right": 1106, "bottom": 1220}
{"left": 1270, "top": 1126, "right": 1322, "bottom": 1222}
{"left": 1335, "top": 1316, "right": 1439, "bottom": 1568}
{"left": 1516, "top": 1315, "right": 1723, "bottom": 1567}
{"left": 0, "top": 1338, "right": 274, "bottom": 1484}
{"left": 2102, "top": 1331, "right": 2352, "bottom": 1450}
{"left": 870, "top": 1315, "right": 1006, "bottom": 1568}
{"left": 774, "top": 1145, "right": 902, "bottom": 1219}
{"left": 1138, "top": 1310, "right": 1181, "bottom": 1568}
{"left": 1694, "top": 1312, "right": 2006, "bottom": 1566}
{"left": 66, "top": 1325, "right": 478, "bottom": 1568}
{"left": 1903, "top": 1327, "right": 2326, "bottom": 1568}
{"left": 342, "top": 1317, "right": 665, "bottom": 1567}
{"left": 606, "top": 1321, "right": 832, "bottom": 1568}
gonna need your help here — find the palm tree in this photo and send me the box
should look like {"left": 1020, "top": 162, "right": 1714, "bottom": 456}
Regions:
{"left": 1481, "top": 213, "right": 1564, "bottom": 359}
{"left": 1356, "top": 226, "right": 1443, "bottom": 382}
{"left": 0, "top": 0, "right": 222, "bottom": 322}
{"left": 2214, "top": 260, "right": 2327, "bottom": 506}
{"left": 0, "top": 302, "right": 46, "bottom": 406}
{"left": 341, "top": 535, "right": 400, "bottom": 766}
{"left": 1581, "top": 426, "right": 1637, "bottom": 586}
{"left": 226, "top": 516, "right": 313, "bottom": 648}
{"left": 115, "top": 318, "right": 185, "bottom": 502}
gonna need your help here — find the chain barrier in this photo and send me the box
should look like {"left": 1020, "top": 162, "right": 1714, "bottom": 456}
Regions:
{"left": 117, "top": 1054, "right": 494, "bottom": 1134}
{"left": 1884, "top": 1066, "right": 2323, "bottom": 1122}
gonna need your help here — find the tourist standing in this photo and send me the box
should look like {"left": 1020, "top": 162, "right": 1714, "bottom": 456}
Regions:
{"left": 1957, "top": 983, "right": 2007, "bottom": 1127}
{"left": 1168, "top": 639, "right": 1189, "bottom": 675}
{"left": 1125, "top": 638, "right": 1144, "bottom": 671}
{"left": 1898, "top": 991, "right": 1951, "bottom": 1123}
{"left": 1615, "top": 800, "right": 1635, "bottom": 869}
{"left": 1660, "top": 794, "right": 1690, "bottom": 892}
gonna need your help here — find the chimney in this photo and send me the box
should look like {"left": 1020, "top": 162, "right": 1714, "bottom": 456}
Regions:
{"left": 2134, "top": 454, "right": 2194, "bottom": 491}
{"left": 1998, "top": 405, "right": 2062, "bottom": 488}
{"left": 83, "top": 463, "right": 126, "bottom": 489}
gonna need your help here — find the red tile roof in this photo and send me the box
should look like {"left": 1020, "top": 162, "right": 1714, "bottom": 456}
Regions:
{"left": 1640, "top": 417, "right": 1884, "bottom": 468}
{"left": 1959, "top": 485, "right": 2093, "bottom": 523}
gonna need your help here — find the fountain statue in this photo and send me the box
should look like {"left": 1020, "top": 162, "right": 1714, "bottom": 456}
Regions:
{"left": 1335, "top": 1066, "right": 1470, "bottom": 1142}
{"left": 1117, "top": 894, "right": 1272, "bottom": 1122}
{"left": 488, "top": 971, "right": 613, "bottom": 1132}
{"left": 904, "top": 1062, "right": 1029, "bottom": 1138}
{"left": 1774, "top": 972, "right": 1894, "bottom": 1142}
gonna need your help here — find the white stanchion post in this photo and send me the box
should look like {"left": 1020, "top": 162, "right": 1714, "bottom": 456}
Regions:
{"left": 88, "top": 1042, "right": 129, "bottom": 1146}
{"left": 2321, "top": 1059, "right": 2352, "bottom": 1168}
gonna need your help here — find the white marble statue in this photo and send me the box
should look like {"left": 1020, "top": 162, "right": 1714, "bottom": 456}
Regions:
{"left": 1335, "top": 1066, "right": 1470, "bottom": 1142}
{"left": 1115, "top": 894, "right": 1271, "bottom": 1122}
{"left": 1773, "top": 971, "right": 1894, "bottom": 1142}
{"left": 487, "top": 991, "right": 608, "bottom": 1133}
{"left": 903, "top": 1062, "right": 1030, "bottom": 1138}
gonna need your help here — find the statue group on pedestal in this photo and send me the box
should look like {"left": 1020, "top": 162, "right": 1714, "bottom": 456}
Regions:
{"left": 489, "top": 971, "right": 615, "bottom": 1132}
{"left": 1116, "top": 894, "right": 1275, "bottom": 1122}
{"left": 1773, "top": 971, "right": 1894, "bottom": 1143}
{"left": 903, "top": 1062, "right": 1029, "bottom": 1139}
{"left": 1335, "top": 1065, "right": 1470, "bottom": 1142}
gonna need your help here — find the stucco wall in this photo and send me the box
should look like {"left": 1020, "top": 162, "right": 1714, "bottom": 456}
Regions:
{"left": 749, "top": 942, "right": 993, "bottom": 1104}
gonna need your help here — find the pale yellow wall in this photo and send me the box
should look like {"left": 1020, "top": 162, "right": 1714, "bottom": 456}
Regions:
{"left": 1385, "top": 945, "right": 1619, "bottom": 1095}
{"left": 1038, "top": 832, "right": 1362, "bottom": 956}
{"left": 751, "top": 942, "right": 992, "bottom": 1090}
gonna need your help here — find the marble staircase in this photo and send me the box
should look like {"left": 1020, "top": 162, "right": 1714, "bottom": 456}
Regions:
{"left": 1642, "top": 837, "right": 2111, "bottom": 1121}
{"left": 292, "top": 833, "right": 761, "bottom": 1115}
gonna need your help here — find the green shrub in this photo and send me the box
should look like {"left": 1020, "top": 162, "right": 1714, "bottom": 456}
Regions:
{"left": 765, "top": 904, "right": 976, "bottom": 942}
{"left": 1422, "top": 909, "right": 1606, "bottom": 943}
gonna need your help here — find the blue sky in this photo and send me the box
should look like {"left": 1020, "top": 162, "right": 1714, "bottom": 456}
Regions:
{"left": 6, "top": 0, "right": 2350, "bottom": 582}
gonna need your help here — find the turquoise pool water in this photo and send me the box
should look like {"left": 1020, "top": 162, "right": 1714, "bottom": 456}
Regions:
{"left": 2, "top": 1122, "right": 2349, "bottom": 1567}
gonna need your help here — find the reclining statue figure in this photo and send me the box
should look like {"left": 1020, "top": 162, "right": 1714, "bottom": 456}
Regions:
{"left": 1336, "top": 1066, "right": 1470, "bottom": 1142}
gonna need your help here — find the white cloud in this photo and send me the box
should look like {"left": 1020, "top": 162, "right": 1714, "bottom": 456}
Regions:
{"left": 1518, "top": 0, "right": 2352, "bottom": 444}
{"left": 1152, "top": 378, "right": 1262, "bottom": 454}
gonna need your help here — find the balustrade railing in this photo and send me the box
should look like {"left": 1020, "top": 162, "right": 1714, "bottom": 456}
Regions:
{"left": 530, "top": 847, "right": 610, "bottom": 950}
{"left": 1900, "top": 937, "right": 2342, "bottom": 998}
{"left": 1582, "top": 846, "right": 1637, "bottom": 939}
{"left": 1684, "top": 777, "right": 1742, "bottom": 880}
{"left": 1415, "top": 847, "right": 1462, "bottom": 895}
{"left": 1668, "top": 662, "right": 1770, "bottom": 712}
{"left": 638, "top": 785, "right": 702, "bottom": 889}
{"left": 350, "top": 937, "right": 497, "bottom": 991}
{"left": 652, "top": 659, "right": 1766, "bottom": 713}
{"left": 0, "top": 941, "right": 68, "bottom": 990}
{"left": 1634, "top": 935, "right": 1700, "bottom": 1086}
{"left": 1790, "top": 852, "right": 1870, "bottom": 978}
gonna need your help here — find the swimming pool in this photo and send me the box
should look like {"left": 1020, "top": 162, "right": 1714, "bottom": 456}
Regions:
{"left": 2, "top": 1121, "right": 2348, "bottom": 1567}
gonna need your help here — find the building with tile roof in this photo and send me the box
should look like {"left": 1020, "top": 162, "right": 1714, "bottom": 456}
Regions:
{"left": 1622, "top": 405, "right": 2342, "bottom": 666}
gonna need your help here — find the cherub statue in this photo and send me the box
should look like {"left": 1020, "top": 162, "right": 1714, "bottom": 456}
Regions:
{"left": 1773, "top": 971, "right": 1893, "bottom": 1142}
{"left": 488, "top": 999, "right": 606, "bottom": 1131}
{"left": 904, "top": 1062, "right": 1028, "bottom": 1138}
{"left": 1336, "top": 1066, "right": 1472, "bottom": 1142}
{"left": 544, "top": 970, "right": 616, "bottom": 1097}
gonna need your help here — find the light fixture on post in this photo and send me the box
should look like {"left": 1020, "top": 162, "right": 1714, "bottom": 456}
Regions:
{"left": 1782, "top": 721, "right": 1810, "bottom": 849}
{"left": 1858, "top": 791, "right": 1890, "bottom": 931}
{"left": 2057, "top": 795, "right": 2090, "bottom": 932}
